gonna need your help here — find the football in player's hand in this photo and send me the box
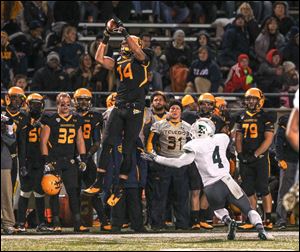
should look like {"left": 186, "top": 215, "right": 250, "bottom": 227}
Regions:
{"left": 106, "top": 19, "right": 118, "bottom": 33}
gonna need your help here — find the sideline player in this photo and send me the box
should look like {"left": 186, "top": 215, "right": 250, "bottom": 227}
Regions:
{"left": 142, "top": 118, "right": 273, "bottom": 240}
{"left": 236, "top": 88, "right": 276, "bottom": 229}
{"left": 40, "top": 92, "right": 88, "bottom": 232}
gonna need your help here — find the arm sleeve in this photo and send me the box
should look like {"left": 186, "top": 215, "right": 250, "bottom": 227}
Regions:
{"left": 18, "top": 121, "right": 28, "bottom": 167}
{"left": 264, "top": 112, "right": 277, "bottom": 132}
{"left": 155, "top": 151, "right": 195, "bottom": 168}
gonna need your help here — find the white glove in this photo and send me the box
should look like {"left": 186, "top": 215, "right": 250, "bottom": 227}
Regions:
{"left": 140, "top": 152, "right": 157, "bottom": 162}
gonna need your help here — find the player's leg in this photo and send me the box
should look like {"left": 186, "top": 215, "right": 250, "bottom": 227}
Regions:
{"left": 239, "top": 162, "right": 257, "bottom": 229}
{"left": 62, "top": 159, "right": 89, "bottom": 232}
{"left": 172, "top": 167, "right": 189, "bottom": 229}
{"left": 84, "top": 108, "right": 124, "bottom": 194}
{"left": 84, "top": 158, "right": 111, "bottom": 230}
{"left": 203, "top": 180, "right": 234, "bottom": 240}
{"left": 229, "top": 188, "right": 273, "bottom": 240}
{"left": 16, "top": 163, "right": 34, "bottom": 232}
{"left": 187, "top": 164, "right": 201, "bottom": 229}
{"left": 108, "top": 110, "right": 143, "bottom": 205}
{"left": 257, "top": 156, "right": 273, "bottom": 229}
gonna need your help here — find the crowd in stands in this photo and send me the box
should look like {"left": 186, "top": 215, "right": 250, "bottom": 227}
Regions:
{"left": 1, "top": 1, "right": 299, "bottom": 108}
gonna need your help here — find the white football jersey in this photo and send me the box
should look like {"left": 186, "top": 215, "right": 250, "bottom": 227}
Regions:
{"left": 183, "top": 133, "right": 230, "bottom": 186}
{"left": 293, "top": 89, "right": 299, "bottom": 111}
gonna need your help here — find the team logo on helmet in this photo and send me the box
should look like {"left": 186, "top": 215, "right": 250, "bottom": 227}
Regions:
{"left": 191, "top": 118, "right": 216, "bottom": 139}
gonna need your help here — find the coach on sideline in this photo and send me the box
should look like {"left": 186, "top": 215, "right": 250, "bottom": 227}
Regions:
{"left": 1, "top": 114, "right": 16, "bottom": 234}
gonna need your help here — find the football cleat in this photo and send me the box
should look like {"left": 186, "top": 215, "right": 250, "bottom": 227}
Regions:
{"left": 74, "top": 225, "right": 90, "bottom": 233}
{"left": 199, "top": 222, "right": 214, "bottom": 229}
{"left": 122, "top": 223, "right": 129, "bottom": 229}
{"left": 36, "top": 223, "right": 52, "bottom": 232}
{"left": 227, "top": 220, "right": 237, "bottom": 240}
{"left": 192, "top": 223, "right": 201, "bottom": 230}
{"left": 263, "top": 220, "right": 273, "bottom": 230}
{"left": 258, "top": 230, "right": 274, "bottom": 240}
{"left": 83, "top": 186, "right": 101, "bottom": 195}
{"left": 52, "top": 226, "right": 62, "bottom": 233}
{"left": 238, "top": 223, "right": 254, "bottom": 230}
{"left": 101, "top": 223, "right": 112, "bottom": 231}
{"left": 16, "top": 223, "right": 26, "bottom": 233}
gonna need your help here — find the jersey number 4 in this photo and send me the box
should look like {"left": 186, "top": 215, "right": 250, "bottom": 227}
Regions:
{"left": 212, "top": 146, "right": 224, "bottom": 168}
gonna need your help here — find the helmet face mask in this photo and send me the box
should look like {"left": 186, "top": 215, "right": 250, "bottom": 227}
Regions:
{"left": 29, "top": 100, "right": 44, "bottom": 117}
{"left": 75, "top": 97, "right": 91, "bottom": 112}
{"left": 245, "top": 96, "right": 259, "bottom": 112}
{"left": 199, "top": 101, "right": 214, "bottom": 116}
{"left": 9, "top": 94, "right": 25, "bottom": 110}
{"left": 74, "top": 88, "right": 92, "bottom": 112}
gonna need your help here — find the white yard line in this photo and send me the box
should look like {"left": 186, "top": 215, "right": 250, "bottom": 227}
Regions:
{"left": 1, "top": 231, "right": 299, "bottom": 240}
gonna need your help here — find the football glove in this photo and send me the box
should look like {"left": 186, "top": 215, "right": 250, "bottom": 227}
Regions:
{"left": 20, "top": 166, "right": 29, "bottom": 177}
{"left": 278, "top": 160, "right": 288, "bottom": 170}
{"left": 140, "top": 152, "right": 157, "bottom": 162}
{"left": 76, "top": 155, "right": 87, "bottom": 172}
{"left": 43, "top": 162, "right": 55, "bottom": 174}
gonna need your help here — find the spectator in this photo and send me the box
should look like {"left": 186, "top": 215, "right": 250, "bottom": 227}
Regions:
{"left": 272, "top": 1, "right": 295, "bottom": 36}
{"left": 224, "top": 54, "right": 253, "bottom": 93}
{"left": 150, "top": 41, "right": 168, "bottom": 91}
{"left": 22, "top": 1, "right": 53, "bottom": 32}
{"left": 79, "top": 1, "right": 100, "bottom": 23}
{"left": 188, "top": 2, "right": 218, "bottom": 24}
{"left": 31, "top": 51, "right": 71, "bottom": 105}
{"left": 282, "top": 61, "right": 299, "bottom": 93}
{"left": 58, "top": 25, "right": 84, "bottom": 74}
{"left": 141, "top": 33, "right": 151, "bottom": 49}
{"left": 26, "top": 20, "right": 45, "bottom": 75}
{"left": 12, "top": 74, "right": 28, "bottom": 91}
{"left": 1, "top": 30, "right": 18, "bottom": 88}
{"left": 279, "top": 26, "right": 299, "bottom": 70}
{"left": 236, "top": 2, "right": 260, "bottom": 46}
{"left": 218, "top": 14, "right": 251, "bottom": 67}
{"left": 249, "top": 1, "right": 273, "bottom": 23}
{"left": 1, "top": 114, "right": 16, "bottom": 234}
{"left": 2, "top": 22, "right": 31, "bottom": 76}
{"left": 256, "top": 49, "right": 284, "bottom": 94}
{"left": 1, "top": 1, "right": 23, "bottom": 28}
{"left": 160, "top": 1, "right": 190, "bottom": 23}
{"left": 192, "top": 30, "right": 216, "bottom": 61}
{"left": 97, "top": 2, "right": 132, "bottom": 23}
{"left": 275, "top": 114, "right": 299, "bottom": 229}
{"left": 44, "top": 21, "right": 67, "bottom": 54}
{"left": 53, "top": 1, "right": 80, "bottom": 27}
{"left": 185, "top": 46, "right": 222, "bottom": 93}
{"left": 255, "top": 16, "right": 285, "bottom": 63}
{"left": 165, "top": 30, "right": 192, "bottom": 92}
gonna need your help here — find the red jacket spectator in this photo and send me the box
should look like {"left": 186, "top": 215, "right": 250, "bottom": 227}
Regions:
{"left": 224, "top": 54, "right": 253, "bottom": 93}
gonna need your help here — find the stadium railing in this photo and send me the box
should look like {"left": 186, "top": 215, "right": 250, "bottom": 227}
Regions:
{"left": 2, "top": 91, "right": 294, "bottom": 113}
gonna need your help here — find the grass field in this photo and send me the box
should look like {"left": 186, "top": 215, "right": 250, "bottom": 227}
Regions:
{"left": 1, "top": 230, "right": 299, "bottom": 251}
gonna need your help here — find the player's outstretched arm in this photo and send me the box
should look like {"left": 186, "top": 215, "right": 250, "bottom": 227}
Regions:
{"left": 115, "top": 17, "right": 146, "bottom": 62}
{"left": 94, "top": 25, "right": 115, "bottom": 70}
{"left": 155, "top": 151, "right": 195, "bottom": 168}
